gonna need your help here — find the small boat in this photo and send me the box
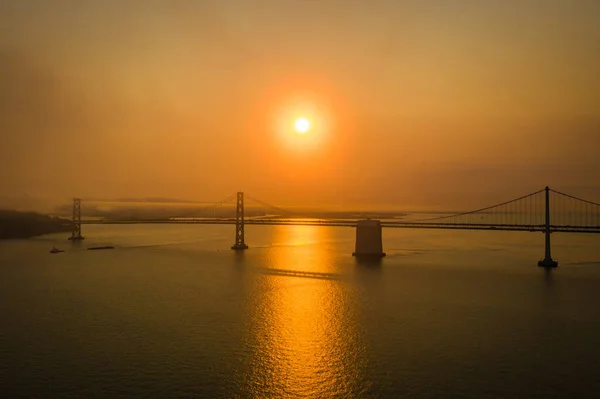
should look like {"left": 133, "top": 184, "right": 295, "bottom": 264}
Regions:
{"left": 50, "top": 247, "right": 64, "bottom": 254}
{"left": 87, "top": 246, "right": 115, "bottom": 251}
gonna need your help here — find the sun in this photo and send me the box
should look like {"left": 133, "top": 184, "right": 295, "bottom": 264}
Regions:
{"left": 294, "top": 117, "right": 311, "bottom": 134}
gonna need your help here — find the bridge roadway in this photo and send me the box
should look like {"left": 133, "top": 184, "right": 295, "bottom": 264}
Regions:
{"left": 83, "top": 218, "right": 600, "bottom": 234}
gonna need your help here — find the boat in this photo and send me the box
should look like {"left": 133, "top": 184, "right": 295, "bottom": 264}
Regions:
{"left": 50, "top": 247, "right": 64, "bottom": 254}
{"left": 87, "top": 246, "right": 115, "bottom": 251}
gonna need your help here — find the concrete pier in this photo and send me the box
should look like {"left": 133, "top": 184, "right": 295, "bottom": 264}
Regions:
{"left": 352, "top": 220, "right": 386, "bottom": 258}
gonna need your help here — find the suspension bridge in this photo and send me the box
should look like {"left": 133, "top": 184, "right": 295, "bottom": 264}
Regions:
{"left": 66, "top": 186, "right": 600, "bottom": 268}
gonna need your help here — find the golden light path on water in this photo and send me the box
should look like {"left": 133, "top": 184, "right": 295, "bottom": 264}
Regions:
{"left": 237, "top": 225, "right": 369, "bottom": 397}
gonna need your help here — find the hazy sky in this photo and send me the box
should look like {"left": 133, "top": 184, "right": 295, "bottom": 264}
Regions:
{"left": 1, "top": 0, "right": 599, "bottom": 210}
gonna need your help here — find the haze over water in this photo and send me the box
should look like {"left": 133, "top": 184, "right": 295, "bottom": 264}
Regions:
{"left": 1, "top": 224, "right": 599, "bottom": 398}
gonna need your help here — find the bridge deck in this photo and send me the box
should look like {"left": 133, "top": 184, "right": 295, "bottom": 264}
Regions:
{"left": 82, "top": 219, "right": 600, "bottom": 234}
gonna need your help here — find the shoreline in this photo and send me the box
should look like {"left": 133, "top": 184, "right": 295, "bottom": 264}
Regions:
{"left": 0, "top": 210, "right": 72, "bottom": 240}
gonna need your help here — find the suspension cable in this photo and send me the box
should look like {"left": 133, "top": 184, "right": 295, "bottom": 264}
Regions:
{"left": 549, "top": 189, "right": 600, "bottom": 207}
{"left": 245, "top": 194, "right": 290, "bottom": 216}
{"left": 411, "top": 188, "right": 546, "bottom": 223}
{"left": 194, "top": 194, "right": 236, "bottom": 216}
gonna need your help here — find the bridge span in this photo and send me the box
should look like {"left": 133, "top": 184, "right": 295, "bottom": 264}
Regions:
{"left": 67, "top": 187, "right": 600, "bottom": 268}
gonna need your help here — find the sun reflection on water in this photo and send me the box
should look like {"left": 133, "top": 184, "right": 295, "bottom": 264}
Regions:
{"left": 237, "top": 226, "right": 369, "bottom": 397}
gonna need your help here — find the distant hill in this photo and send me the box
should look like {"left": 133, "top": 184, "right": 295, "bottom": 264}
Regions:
{"left": 0, "top": 210, "right": 71, "bottom": 239}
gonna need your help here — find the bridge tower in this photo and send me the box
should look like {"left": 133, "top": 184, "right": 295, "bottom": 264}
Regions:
{"left": 68, "top": 197, "right": 85, "bottom": 241}
{"left": 231, "top": 192, "right": 248, "bottom": 250}
{"left": 538, "top": 186, "right": 558, "bottom": 268}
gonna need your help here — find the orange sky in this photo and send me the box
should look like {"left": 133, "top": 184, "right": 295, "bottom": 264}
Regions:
{"left": 1, "top": 0, "right": 599, "bottom": 210}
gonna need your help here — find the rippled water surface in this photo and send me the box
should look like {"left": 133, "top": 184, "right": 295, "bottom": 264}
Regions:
{"left": 1, "top": 224, "right": 600, "bottom": 398}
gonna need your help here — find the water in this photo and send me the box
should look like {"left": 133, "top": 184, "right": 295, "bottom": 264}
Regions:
{"left": 1, "top": 224, "right": 600, "bottom": 398}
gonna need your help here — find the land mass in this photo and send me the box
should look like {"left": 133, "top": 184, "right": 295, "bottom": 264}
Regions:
{"left": 0, "top": 210, "right": 72, "bottom": 239}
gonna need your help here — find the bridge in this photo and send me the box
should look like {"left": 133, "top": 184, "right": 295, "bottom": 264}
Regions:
{"left": 66, "top": 187, "right": 600, "bottom": 268}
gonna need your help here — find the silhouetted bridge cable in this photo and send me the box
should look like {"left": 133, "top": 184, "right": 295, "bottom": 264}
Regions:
{"left": 549, "top": 188, "right": 600, "bottom": 229}
{"left": 195, "top": 194, "right": 235, "bottom": 218}
{"left": 407, "top": 188, "right": 547, "bottom": 226}
{"left": 244, "top": 194, "right": 291, "bottom": 217}
{"left": 181, "top": 193, "right": 292, "bottom": 219}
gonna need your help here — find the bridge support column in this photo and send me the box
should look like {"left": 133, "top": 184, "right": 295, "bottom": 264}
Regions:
{"left": 538, "top": 186, "right": 557, "bottom": 268}
{"left": 231, "top": 192, "right": 248, "bottom": 250}
{"left": 68, "top": 197, "right": 85, "bottom": 241}
{"left": 352, "top": 220, "right": 386, "bottom": 258}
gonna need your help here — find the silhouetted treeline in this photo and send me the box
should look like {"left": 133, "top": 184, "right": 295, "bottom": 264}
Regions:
{"left": 0, "top": 210, "right": 71, "bottom": 239}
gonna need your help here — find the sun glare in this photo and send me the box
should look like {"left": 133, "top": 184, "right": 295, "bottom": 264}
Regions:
{"left": 272, "top": 93, "right": 333, "bottom": 153}
{"left": 294, "top": 117, "right": 311, "bottom": 134}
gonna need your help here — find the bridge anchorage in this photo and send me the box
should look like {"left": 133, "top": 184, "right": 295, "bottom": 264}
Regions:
{"left": 231, "top": 192, "right": 249, "bottom": 250}
{"left": 68, "top": 197, "right": 84, "bottom": 241}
